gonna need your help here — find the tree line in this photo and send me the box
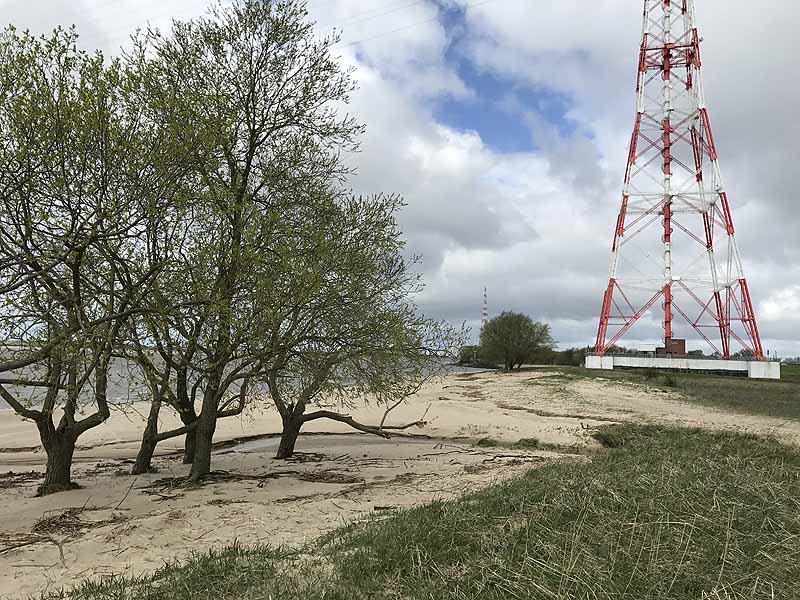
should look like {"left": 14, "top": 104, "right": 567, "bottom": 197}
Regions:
{"left": 0, "top": 0, "right": 461, "bottom": 496}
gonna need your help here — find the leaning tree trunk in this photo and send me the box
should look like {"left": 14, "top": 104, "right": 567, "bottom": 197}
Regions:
{"left": 132, "top": 434, "right": 158, "bottom": 475}
{"left": 132, "top": 393, "right": 162, "bottom": 475}
{"left": 36, "top": 420, "right": 79, "bottom": 496}
{"left": 275, "top": 414, "right": 304, "bottom": 459}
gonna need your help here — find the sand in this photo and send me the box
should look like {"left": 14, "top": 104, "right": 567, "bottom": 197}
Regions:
{"left": 1, "top": 369, "right": 798, "bottom": 599}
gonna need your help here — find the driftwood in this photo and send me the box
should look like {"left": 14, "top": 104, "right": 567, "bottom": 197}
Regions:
{"left": 0, "top": 471, "right": 42, "bottom": 489}
{"left": 302, "top": 402, "right": 433, "bottom": 440}
{"left": 141, "top": 469, "right": 312, "bottom": 493}
{"left": 1, "top": 505, "right": 127, "bottom": 558}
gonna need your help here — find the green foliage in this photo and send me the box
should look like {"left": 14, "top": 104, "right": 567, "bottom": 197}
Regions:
{"left": 552, "top": 346, "right": 590, "bottom": 366}
{"left": 0, "top": 0, "right": 466, "bottom": 484}
{"left": 479, "top": 311, "right": 555, "bottom": 371}
{"left": 457, "top": 345, "right": 496, "bottom": 368}
{"left": 0, "top": 24, "right": 185, "bottom": 488}
{"left": 111, "top": 0, "right": 464, "bottom": 472}
{"left": 259, "top": 193, "right": 463, "bottom": 447}
{"left": 458, "top": 345, "right": 480, "bottom": 365}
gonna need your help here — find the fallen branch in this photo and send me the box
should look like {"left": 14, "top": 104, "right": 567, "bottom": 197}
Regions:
{"left": 302, "top": 411, "right": 392, "bottom": 438}
{"left": 482, "top": 454, "right": 546, "bottom": 463}
{"left": 303, "top": 405, "right": 432, "bottom": 440}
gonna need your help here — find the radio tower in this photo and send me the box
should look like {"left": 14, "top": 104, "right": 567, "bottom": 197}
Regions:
{"left": 595, "top": 0, "right": 764, "bottom": 360}
{"left": 481, "top": 287, "right": 489, "bottom": 329}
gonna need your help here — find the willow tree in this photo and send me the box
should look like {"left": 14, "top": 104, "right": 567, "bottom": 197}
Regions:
{"left": 128, "top": 0, "right": 363, "bottom": 480}
{"left": 255, "top": 193, "right": 462, "bottom": 459}
{"left": 480, "top": 312, "right": 555, "bottom": 371}
{"left": 0, "top": 27, "right": 182, "bottom": 494}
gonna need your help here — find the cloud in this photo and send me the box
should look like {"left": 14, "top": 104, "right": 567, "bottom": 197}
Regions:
{"left": 2, "top": 0, "right": 797, "bottom": 354}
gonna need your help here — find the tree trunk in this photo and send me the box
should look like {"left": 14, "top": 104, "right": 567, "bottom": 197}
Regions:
{"left": 175, "top": 368, "right": 198, "bottom": 464}
{"left": 132, "top": 435, "right": 157, "bottom": 475}
{"left": 179, "top": 407, "right": 198, "bottom": 464}
{"left": 190, "top": 408, "right": 217, "bottom": 481}
{"left": 183, "top": 428, "right": 197, "bottom": 464}
{"left": 132, "top": 393, "right": 162, "bottom": 475}
{"left": 190, "top": 375, "right": 222, "bottom": 482}
{"left": 275, "top": 415, "right": 304, "bottom": 459}
{"left": 37, "top": 421, "right": 79, "bottom": 496}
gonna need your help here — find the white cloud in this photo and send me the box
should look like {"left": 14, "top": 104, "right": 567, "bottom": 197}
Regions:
{"left": 2, "top": 0, "right": 797, "bottom": 353}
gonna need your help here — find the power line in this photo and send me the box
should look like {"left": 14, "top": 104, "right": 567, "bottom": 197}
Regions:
{"left": 318, "top": 0, "right": 430, "bottom": 30}
{"left": 6, "top": 0, "right": 501, "bottom": 55}
{"left": 49, "top": 0, "right": 421, "bottom": 50}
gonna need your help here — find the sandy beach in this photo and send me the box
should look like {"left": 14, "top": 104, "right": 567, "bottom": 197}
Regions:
{"left": 2, "top": 369, "right": 799, "bottom": 599}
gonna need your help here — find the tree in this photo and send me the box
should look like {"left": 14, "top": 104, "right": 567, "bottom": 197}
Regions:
{"left": 553, "top": 346, "right": 590, "bottom": 367}
{"left": 480, "top": 312, "right": 555, "bottom": 371}
{"left": 0, "top": 27, "right": 181, "bottom": 494}
{"left": 256, "top": 194, "right": 462, "bottom": 459}
{"left": 127, "top": 0, "right": 364, "bottom": 480}
{"left": 458, "top": 346, "right": 481, "bottom": 365}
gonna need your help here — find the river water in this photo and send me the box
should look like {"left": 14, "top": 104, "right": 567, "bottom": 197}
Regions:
{"left": 0, "top": 360, "right": 488, "bottom": 411}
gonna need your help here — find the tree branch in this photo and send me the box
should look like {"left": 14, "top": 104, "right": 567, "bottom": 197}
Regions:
{"left": 0, "top": 383, "right": 43, "bottom": 421}
{"left": 301, "top": 409, "right": 430, "bottom": 439}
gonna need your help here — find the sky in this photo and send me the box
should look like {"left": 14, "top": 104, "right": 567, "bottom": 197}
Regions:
{"left": 2, "top": 0, "right": 798, "bottom": 356}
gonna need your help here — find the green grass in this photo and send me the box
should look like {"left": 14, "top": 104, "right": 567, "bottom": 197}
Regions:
{"left": 43, "top": 424, "right": 800, "bottom": 600}
{"left": 531, "top": 365, "right": 800, "bottom": 421}
{"left": 475, "top": 437, "right": 542, "bottom": 450}
{"left": 782, "top": 363, "right": 800, "bottom": 382}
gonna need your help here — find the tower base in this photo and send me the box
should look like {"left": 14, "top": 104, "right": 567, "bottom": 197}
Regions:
{"left": 585, "top": 355, "right": 780, "bottom": 380}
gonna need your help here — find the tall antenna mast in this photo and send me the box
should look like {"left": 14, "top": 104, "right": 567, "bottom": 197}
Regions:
{"left": 481, "top": 287, "right": 489, "bottom": 330}
{"left": 595, "top": 0, "right": 764, "bottom": 359}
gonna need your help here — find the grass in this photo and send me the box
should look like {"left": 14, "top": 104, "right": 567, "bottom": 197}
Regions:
{"left": 530, "top": 365, "right": 800, "bottom": 421}
{"left": 475, "top": 436, "right": 541, "bottom": 450}
{"left": 783, "top": 363, "right": 800, "bottom": 382}
{"left": 42, "top": 424, "right": 800, "bottom": 599}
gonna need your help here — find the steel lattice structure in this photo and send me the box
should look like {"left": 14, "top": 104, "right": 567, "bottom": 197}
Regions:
{"left": 481, "top": 287, "right": 489, "bottom": 329}
{"left": 595, "top": 0, "right": 764, "bottom": 360}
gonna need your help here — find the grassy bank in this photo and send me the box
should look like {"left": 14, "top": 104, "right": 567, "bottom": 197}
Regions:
{"left": 44, "top": 424, "right": 800, "bottom": 600}
{"left": 542, "top": 365, "right": 800, "bottom": 421}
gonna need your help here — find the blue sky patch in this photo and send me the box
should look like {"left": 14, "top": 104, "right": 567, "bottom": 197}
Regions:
{"left": 430, "top": 1, "right": 579, "bottom": 154}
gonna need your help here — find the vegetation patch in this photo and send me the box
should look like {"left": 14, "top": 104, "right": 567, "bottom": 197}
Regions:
{"left": 523, "top": 373, "right": 576, "bottom": 385}
{"left": 529, "top": 366, "right": 800, "bottom": 421}
{"left": 510, "top": 437, "right": 540, "bottom": 450}
{"left": 497, "top": 401, "right": 622, "bottom": 423}
{"left": 44, "top": 424, "right": 800, "bottom": 599}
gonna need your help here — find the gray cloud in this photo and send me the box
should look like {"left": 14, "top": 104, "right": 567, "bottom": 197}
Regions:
{"left": 3, "top": 0, "right": 798, "bottom": 354}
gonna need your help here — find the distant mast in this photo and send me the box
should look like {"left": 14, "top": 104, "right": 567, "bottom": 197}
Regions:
{"left": 481, "top": 287, "right": 488, "bottom": 330}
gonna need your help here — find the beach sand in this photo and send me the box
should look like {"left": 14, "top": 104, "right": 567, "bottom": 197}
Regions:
{"left": 1, "top": 369, "right": 798, "bottom": 599}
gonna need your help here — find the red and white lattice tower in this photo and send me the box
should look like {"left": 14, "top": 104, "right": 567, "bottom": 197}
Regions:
{"left": 595, "top": 0, "right": 764, "bottom": 360}
{"left": 481, "top": 287, "right": 489, "bottom": 329}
